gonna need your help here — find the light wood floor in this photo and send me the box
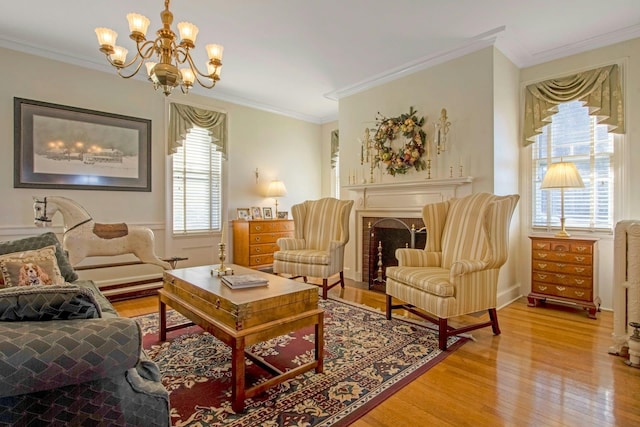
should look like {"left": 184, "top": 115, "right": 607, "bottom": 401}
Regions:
{"left": 114, "top": 281, "right": 640, "bottom": 427}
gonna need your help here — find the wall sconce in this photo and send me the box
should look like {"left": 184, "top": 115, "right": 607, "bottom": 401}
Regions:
{"left": 267, "top": 180, "right": 287, "bottom": 215}
{"left": 434, "top": 108, "right": 451, "bottom": 155}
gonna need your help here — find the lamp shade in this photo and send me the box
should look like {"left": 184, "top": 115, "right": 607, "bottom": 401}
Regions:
{"left": 267, "top": 180, "right": 288, "bottom": 198}
{"left": 541, "top": 161, "right": 584, "bottom": 189}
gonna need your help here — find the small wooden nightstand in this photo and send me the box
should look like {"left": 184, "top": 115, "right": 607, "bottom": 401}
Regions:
{"left": 232, "top": 219, "right": 294, "bottom": 270}
{"left": 528, "top": 235, "right": 600, "bottom": 319}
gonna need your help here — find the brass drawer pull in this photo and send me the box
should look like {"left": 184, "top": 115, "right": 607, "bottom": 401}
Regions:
{"left": 555, "top": 274, "right": 566, "bottom": 279}
{"left": 575, "top": 291, "right": 585, "bottom": 297}
{"left": 575, "top": 279, "right": 584, "bottom": 285}
{"left": 537, "top": 274, "right": 547, "bottom": 280}
{"left": 575, "top": 256, "right": 585, "bottom": 262}
{"left": 538, "top": 263, "right": 547, "bottom": 269}
{"left": 576, "top": 246, "right": 586, "bottom": 252}
{"left": 556, "top": 286, "right": 566, "bottom": 291}
{"left": 536, "top": 243, "right": 546, "bottom": 249}
{"left": 255, "top": 237, "right": 261, "bottom": 242}
{"left": 556, "top": 263, "right": 566, "bottom": 268}
{"left": 255, "top": 247, "right": 261, "bottom": 253}
{"left": 255, "top": 225, "right": 262, "bottom": 231}
{"left": 575, "top": 267, "right": 585, "bottom": 273}
{"left": 539, "top": 286, "right": 547, "bottom": 291}
{"left": 537, "top": 253, "right": 547, "bottom": 258}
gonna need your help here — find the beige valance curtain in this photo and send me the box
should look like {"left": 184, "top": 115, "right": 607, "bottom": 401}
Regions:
{"left": 523, "top": 64, "right": 624, "bottom": 146}
{"left": 168, "top": 103, "right": 227, "bottom": 156}
{"left": 331, "top": 129, "right": 339, "bottom": 169}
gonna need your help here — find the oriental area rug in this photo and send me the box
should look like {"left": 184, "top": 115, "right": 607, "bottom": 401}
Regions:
{"left": 136, "top": 298, "right": 465, "bottom": 426}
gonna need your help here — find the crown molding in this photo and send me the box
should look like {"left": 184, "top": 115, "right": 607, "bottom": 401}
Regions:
{"left": 0, "top": 36, "right": 328, "bottom": 125}
{"left": 324, "top": 26, "right": 505, "bottom": 101}
{"left": 524, "top": 23, "right": 640, "bottom": 67}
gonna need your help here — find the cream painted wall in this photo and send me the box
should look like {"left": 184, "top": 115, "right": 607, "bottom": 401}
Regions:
{"left": 340, "top": 47, "right": 496, "bottom": 191}
{"left": 0, "top": 47, "right": 322, "bottom": 275}
{"left": 338, "top": 47, "right": 515, "bottom": 293}
{"left": 493, "top": 48, "right": 522, "bottom": 305}
{"left": 518, "top": 37, "right": 640, "bottom": 310}
{"left": 321, "top": 121, "right": 338, "bottom": 197}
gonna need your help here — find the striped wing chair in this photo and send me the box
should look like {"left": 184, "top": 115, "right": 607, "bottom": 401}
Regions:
{"left": 273, "top": 198, "right": 354, "bottom": 299}
{"left": 385, "top": 192, "right": 519, "bottom": 350}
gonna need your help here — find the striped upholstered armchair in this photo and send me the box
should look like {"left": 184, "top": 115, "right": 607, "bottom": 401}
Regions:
{"left": 385, "top": 192, "right": 519, "bottom": 350}
{"left": 273, "top": 198, "right": 353, "bottom": 299}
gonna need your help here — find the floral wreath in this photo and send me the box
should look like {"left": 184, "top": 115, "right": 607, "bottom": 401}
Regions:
{"left": 373, "top": 106, "right": 427, "bottom": 176}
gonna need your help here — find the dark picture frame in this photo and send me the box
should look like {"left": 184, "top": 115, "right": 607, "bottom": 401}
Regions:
{"left": 263, "top": 207, "right": 273, "bottom": 219}
{"left": 14, "top": 97, "right": 152, "bottom": 191}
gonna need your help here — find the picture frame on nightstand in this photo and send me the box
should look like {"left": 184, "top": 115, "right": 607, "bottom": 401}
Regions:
{"left": 277, "top": 211, "right": 288, "bottom": 219}
{"left": 263, "top": 207, "right": 273, "bottom": 219}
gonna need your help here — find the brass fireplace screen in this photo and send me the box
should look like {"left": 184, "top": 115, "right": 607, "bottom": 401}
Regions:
{"left": 364, "top": 217, "right": 426, "bottom": 292}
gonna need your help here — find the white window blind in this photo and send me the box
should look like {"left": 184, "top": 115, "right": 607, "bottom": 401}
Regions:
{"left": 173, "top": 126, "right": 222, "bottom": 234}
{"left": 532, "top": 100, "right": 614, "bottom": 232}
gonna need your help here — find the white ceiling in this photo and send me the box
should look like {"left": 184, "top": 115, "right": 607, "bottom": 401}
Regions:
{"left": 1, "top": 1, "right": 639, "bottom": 123}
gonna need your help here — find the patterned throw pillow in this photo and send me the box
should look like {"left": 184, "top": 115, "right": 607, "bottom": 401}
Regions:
{"left": 0, "top": 246, "right": 66, "bottom": 288}
{"left": 0, "top": 232, "right": 78, "bottom": 283}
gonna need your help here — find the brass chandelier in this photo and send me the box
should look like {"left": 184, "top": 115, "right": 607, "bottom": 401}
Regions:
{"left": 95, "top": 0, "right": 223, "bottom": 96}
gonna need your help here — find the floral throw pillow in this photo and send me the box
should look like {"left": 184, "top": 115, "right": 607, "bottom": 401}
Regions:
{"left": 0, "top": 246, "right": 66, "bottom": 288}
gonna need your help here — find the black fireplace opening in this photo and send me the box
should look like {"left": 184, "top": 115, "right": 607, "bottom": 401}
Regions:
{"left": 366, "top": 217, "right": 426, "bottom": 292}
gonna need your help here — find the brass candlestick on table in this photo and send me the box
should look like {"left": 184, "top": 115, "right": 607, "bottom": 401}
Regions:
{"left": 212, "top": 242, "right": 233, "bottom": 276}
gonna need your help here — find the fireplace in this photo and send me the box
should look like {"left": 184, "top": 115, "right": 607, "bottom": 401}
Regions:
{"left": 363, "top": 216, "right": 426, "bottom": 291}
{"left": 344, "top": 177, "right": 473, "bottom": 286}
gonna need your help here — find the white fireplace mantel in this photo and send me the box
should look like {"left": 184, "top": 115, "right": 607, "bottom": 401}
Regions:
{"left": 344, "top": 177, "right": 474, "bottom": 214}
{"left": 344, "top": 177, "right": 474, "bottom": 280}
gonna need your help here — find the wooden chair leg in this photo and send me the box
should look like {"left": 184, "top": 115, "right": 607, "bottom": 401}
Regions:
{"left": 438, "top": 318, "right": 448, "bottom": 351}
{"left": 488, "top": 308, "right": 501, "bottom": 335}
{"left": 322, "top": 278, "right": 328, "bottom": 300}
{"left": 339, "top": 271, "right": 345, "bottom": 288}
{"left": 303, "top": 276, "right": 308, "bottom": 283}
{"left": 386, "top": 294, "right": 392, "bottom": 320}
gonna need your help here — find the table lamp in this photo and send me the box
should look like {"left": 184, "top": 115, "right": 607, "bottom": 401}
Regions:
{"left": 267, "top": 180, "right": 287, "bottom": 216}
{"left": 541, "top": 161, "right": 584, "bottom": 237}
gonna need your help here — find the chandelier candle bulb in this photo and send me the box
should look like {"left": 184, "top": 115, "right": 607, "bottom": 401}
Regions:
{"left": 126, "top": 13, "right": 150, "bottom": 37}
{"left": 180, "top": 68, "right": 195, "bottom": 86}
{"left": 177, "top": 22, "right": 199, "bottom": 45}
{"left": 110, "top": 46, "right": 128, "bottom": 66}
{"left": 95, "top": 28, "right": 117, "bottom": 50}
{"left": 206, "top": 44, "right": 224, "bottom": 61}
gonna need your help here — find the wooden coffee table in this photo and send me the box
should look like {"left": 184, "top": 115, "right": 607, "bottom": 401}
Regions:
{"left": 158, "top": 264, "right": 324, "bottom": 412}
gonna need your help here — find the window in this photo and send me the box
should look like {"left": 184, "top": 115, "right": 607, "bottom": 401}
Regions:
{"left": 173, "top": 126, "right": 222, "bottom": 234}
{"left": 532, "top": 100, "right": 614, "bottom": 232}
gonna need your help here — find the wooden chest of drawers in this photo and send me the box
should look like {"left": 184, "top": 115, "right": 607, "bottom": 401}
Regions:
{"left": 232, "top": 219, "right": 294, "bottom": 269}
{"left": 528, "top": 235, "right": 600, "bottom": 319}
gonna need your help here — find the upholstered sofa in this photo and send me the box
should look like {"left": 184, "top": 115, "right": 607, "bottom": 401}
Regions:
{"left": 0, "top": 232, "right": 170, "bottom": 426}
